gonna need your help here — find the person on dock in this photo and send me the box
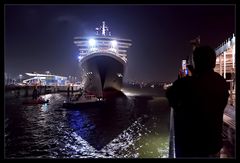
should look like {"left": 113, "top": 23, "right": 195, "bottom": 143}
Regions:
{"left": 166, "top": 46, "right": 229, "bottom": 158}
{"left": 15, "top": 87, "right": 20, "bottom": 98}
{"left": 67, "top": 85, "right": 70, "bottom": 97}
{"left": 32, "top": 86, "right": 38, "bottom": 100}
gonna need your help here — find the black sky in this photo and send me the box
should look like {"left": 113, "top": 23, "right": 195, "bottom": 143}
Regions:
{"left": 5, "top": 4, "right": 235, "bottom": 82}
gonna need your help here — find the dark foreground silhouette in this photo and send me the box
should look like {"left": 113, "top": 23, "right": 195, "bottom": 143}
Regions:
{"left": 166, "top": 46, "right": 229, "bottom": 158}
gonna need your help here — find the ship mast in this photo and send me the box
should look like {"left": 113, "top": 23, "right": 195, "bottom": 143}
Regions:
{"left": 102, "top": 21, "right": 106, "bottom": 36}
{"left": 95, "top": 21, "right": 111, "bottom": 36}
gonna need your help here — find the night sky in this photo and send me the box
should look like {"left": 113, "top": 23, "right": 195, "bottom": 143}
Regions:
{"left": 5, "top": 5, "right": 235, "bottom": 82}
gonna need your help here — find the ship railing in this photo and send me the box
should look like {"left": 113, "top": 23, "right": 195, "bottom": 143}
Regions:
{"left": 79, "top": 48, "right": 127, "bottom": 63}
{"left": 215, "top": 34, "right": 235, "bottom": 56}
{"left": 169, "top": 107, "right": 176, "bottom": 158}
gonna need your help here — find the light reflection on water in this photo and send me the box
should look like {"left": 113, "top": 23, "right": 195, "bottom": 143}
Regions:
{"left": 5, "top": 93, "right": 170, "bottom": 158}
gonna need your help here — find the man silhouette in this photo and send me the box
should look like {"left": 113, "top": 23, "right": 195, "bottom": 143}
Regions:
{"left": 166, "top": 46, "right": 229, "bottom": 158}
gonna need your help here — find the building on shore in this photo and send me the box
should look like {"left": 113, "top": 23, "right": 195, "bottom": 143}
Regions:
{"left": 23, "top": 72, "right": 68, "bottom": 86}
{"left": 214, "top": 34, "right": 235, "bottom": 106}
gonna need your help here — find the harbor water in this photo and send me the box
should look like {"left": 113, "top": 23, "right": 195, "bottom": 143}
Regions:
{"left": 4, "top": 87, "right": 170, "bottom": 158}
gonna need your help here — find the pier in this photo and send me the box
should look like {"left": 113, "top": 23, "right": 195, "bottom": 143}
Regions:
{"left": 4, "top": 85, "right": 81, "bottom": 99}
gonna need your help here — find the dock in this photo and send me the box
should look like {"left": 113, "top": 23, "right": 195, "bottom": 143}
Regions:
{"left": 4, "top": 85, "right": 81, "bottom": 99}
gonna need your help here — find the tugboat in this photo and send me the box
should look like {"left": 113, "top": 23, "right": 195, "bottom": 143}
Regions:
{"left": 62, "top": 93, "right": 105, "bottom": 108}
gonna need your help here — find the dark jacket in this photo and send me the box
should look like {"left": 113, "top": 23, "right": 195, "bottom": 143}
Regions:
{"left": 166, "top": 70, "right": 229, "bottom": 157}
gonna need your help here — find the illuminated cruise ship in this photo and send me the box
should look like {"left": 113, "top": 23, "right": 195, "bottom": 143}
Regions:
{"left": 74, "top": 21, "right": 132, "bottom": 97}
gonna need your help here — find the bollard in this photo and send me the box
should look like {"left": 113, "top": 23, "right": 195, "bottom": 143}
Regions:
{"left": 44, "top": 85, "right": 47, "bottom": 94}
{"left": 25, "top": 86, "right": 29, "bottom": 97}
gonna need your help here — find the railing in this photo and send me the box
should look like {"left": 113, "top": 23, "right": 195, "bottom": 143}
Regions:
{"left": 78, "top": 49, "right": 127, "bottom": 63}
{"left": 169, "top": 107, "right": 176, "bottom": 158}
{"left": 74, "top": 37, "right": 131, "bottom": 64}
{"left": 226, "top": 80, "right": 235, "bottom": 107}
{"left": 222, "top": 105, "right": 235, "bottom": 147}
{"left": 168, "top": 105, "right": 235, "bottom": 158}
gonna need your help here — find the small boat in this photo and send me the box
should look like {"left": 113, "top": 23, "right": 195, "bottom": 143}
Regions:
{"left": 22, "top": 98, "right": 49, "bottom": 105}
{"left": 63, "top": 100, "right": 105, "bottom": 108}
{"left": 63, "top": 94, "right": 105, "bottom": 108}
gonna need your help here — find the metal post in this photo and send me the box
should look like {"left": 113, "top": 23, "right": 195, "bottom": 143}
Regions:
{"left": 219, "top": 55, "right": 222, "bottom": 76}
{"left": 169, "top": 107, "right": 175, "bottom": 158}
{"left": 230, "top": 81, "right": 233, "bottom": 105}
{"left": 232, "top": 45, "right": 235, "bottom": 69}
{"left": 25, "top": 86, "right": 29, "bottom": 97}
{"left": 5, "top": 73, "right": 7, "bottom": 85}
{"left": 224, "top": 51, "right": 226, "bottom": 79}
{"left": 19, "top": 74, "right": 23, "bottom": 83}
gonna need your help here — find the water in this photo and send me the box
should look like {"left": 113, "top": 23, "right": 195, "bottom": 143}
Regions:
{"left": 5, "top": 90, "right": 170, "bottom": 158}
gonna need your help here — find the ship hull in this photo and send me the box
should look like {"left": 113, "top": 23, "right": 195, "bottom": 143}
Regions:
{"left": 79, "top": 55, "right": 124, "bottom": 97}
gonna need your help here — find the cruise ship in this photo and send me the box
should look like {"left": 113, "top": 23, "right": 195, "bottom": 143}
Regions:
{"left": 74, "top": 21, "right": 132, "bottom": 97}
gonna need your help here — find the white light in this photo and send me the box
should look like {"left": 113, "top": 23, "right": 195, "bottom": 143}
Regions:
{"left": 78, "top": 56, "right": 83, "bottom": 60}
{"left": 117, "top": 73, "right": 123, "bottom": 77}
{"left": 121, "top": 90, "right": 138, "bottom": 97}
{"left": 89, "top": 39, "right": 96, "bottom": 46}
{"left": 111, "top": 40, "right": 117, "bottom": 47}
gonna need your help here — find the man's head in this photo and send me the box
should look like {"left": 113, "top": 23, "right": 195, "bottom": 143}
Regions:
{"left": 193, "top": 46, "right": 216, "bottom": 72}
